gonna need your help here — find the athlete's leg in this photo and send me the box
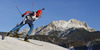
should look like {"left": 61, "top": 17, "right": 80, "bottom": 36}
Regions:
{"left": 24, "top": 21, "right": 34, "bottom": 42}
{"left": 27, "top": 22, "right": 34, "bottom": 35}
{"left": 7, "top": 18, "right": 27, "bottom": 36}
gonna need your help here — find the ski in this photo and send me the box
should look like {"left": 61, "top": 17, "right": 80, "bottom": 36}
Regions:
{"left": 17, "top": 38, "right": 43, "bottom": 46}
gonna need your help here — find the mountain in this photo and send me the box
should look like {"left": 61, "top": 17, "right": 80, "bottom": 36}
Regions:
{"left": 18, "top": 19, "right": 100, "bottom": 49}
{"left": 20, "top": 19, "right": 96, "bottom": 37}
{"left": 0, "top": 35, "right": 67, "bottom": 50}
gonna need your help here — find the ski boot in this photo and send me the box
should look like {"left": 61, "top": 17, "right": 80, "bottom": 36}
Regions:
{"left": 7, "top": 31, "right": 12, "bottom": 36}
{"left": 24, "top": 35, "right": 29, "bottom": 42}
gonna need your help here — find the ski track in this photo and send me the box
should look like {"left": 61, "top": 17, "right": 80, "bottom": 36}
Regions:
{"left": 0, "top": 36, "right": 67, "bottom": 50}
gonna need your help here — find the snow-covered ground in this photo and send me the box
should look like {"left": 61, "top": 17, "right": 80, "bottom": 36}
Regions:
{"left": 0, "top": 36, "right": 67, "bottom": 50}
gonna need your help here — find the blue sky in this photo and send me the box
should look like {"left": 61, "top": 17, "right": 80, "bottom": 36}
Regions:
{"left": 0, "top": 0, "right": 100, "bottom": 32}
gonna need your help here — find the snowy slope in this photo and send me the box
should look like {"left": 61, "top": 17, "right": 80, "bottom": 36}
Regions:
{"left": 0, "top": 36, "right": 67, "bottom": 50}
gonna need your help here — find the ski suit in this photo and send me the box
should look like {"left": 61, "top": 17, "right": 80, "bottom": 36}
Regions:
{"left": 11, "top": 11, "right": 40, "bottom": 36}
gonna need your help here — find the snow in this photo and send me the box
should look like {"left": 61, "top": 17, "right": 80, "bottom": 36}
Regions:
{"left": 0, "top": 36, "right": 67, "bottom": 50}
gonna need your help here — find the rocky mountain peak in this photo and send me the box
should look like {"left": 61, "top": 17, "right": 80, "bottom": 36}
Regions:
{"left": 68, "top": 19, "right": 88, "bottom": 27}
{"left": 48, "top": 19, "right": 96, "bottom": 32}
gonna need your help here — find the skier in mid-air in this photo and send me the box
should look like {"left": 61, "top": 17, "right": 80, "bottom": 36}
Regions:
{"left": 5, "top": 8, "right": 45, "bottom": 42}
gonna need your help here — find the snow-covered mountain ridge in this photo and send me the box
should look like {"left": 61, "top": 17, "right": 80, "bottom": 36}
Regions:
{"left": 48, "top": 19, "right": 95, "bottom": 31}
{"left": 20, "top": 19, "right": 96, "bottom": 36}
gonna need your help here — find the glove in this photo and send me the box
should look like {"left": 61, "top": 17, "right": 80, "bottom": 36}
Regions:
{"left": 22, "top": 14, "right": 24, "bottom": 17}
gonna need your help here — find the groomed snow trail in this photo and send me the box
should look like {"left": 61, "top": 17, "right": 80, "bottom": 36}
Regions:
{"left": 0, "top": 36, "right": 67, "bottom": 50}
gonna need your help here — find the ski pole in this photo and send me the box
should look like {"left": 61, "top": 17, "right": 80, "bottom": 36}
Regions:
{"left": 15, "top": 4, "right": 22, "bottom": 15}
{"left": 41, "top": 8, "right": 45, "bottom": 10}
{"left": 32, "top": 1, "right": 33, "bottom": 11}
